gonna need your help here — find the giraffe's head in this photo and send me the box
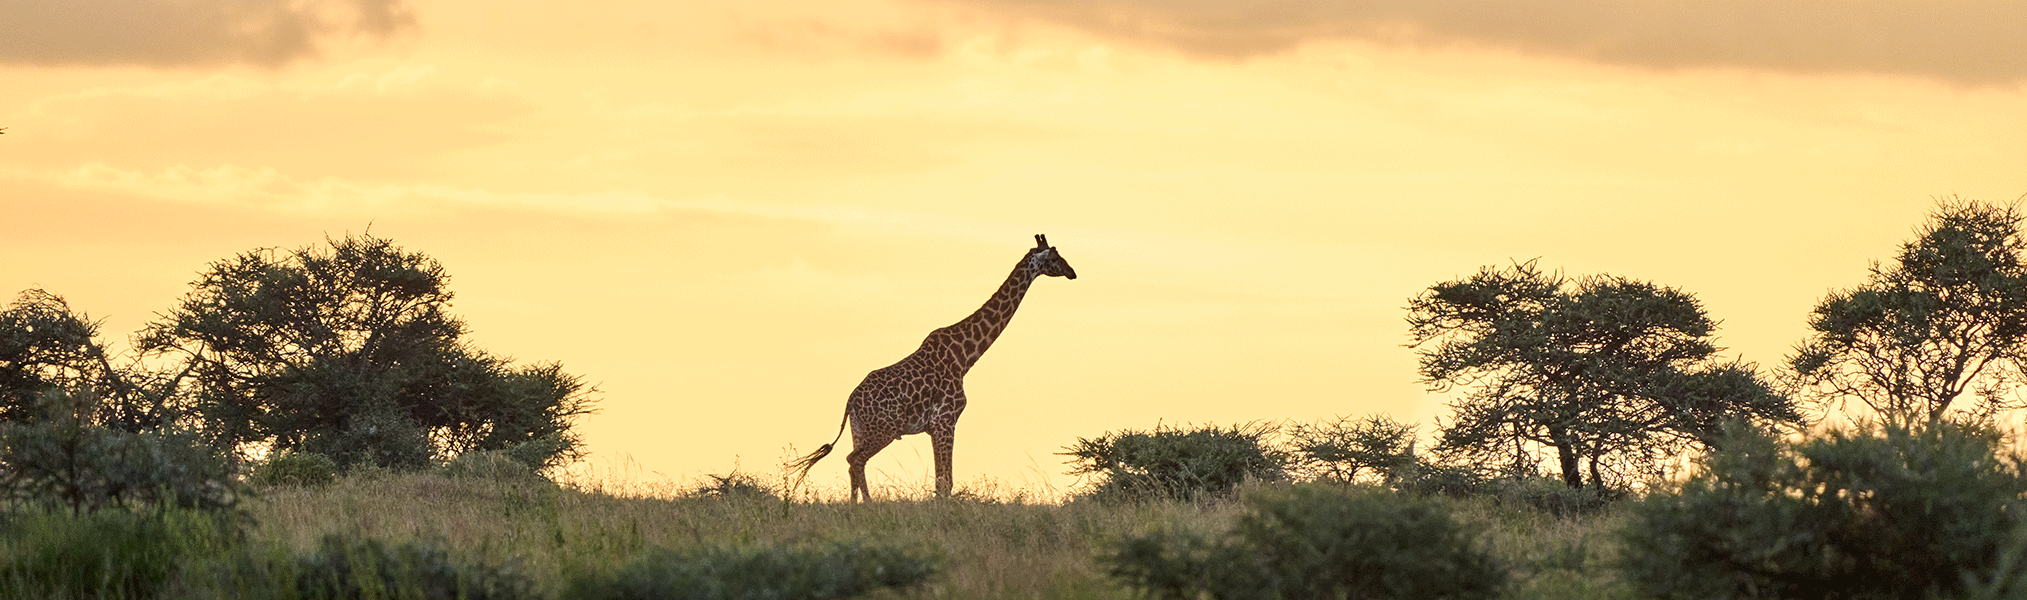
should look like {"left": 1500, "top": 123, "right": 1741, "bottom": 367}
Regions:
{"left": 1029, "top": 234, "right": 1077, "bottom": 279}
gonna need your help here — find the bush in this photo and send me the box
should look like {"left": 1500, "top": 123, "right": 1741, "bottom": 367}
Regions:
{"left": 1490, "top": 476, "right": 1617, "bottom": 517}
{"left": 565, "top": 542, "right": 939, "bottom": 600}
{"left": 439, "top": 450, "right": 548, "bottom": 483}
{"left": 302, "top": 406, "right": 438, "bottom": 471}
{"left": 1620, "top": 422, "right": 2027, "bottom": 599}
{"left": 1064, "top": 422, "right": 1287, "bottom": 502}
{"left": 683, "top": 471, "right": 780, "bottom": 502}
{"left": 1389, "top": 459, "right": 1492, "bottom": 498}
{"left": 295, "top": 534, "right": 539, "bottom": 600}
{"left": 251, "top": 451, "right": 340, "bottom": 487}
{"left": 0, "top": 391, "right": 244, "bottom": 514}
{"left": 1106, "top": 485, "right": 1506, "bottom": 600}
{"left": 0, "top": 507, "right": 234, "bottom": 599}
{"left": 499, "top": 432, "right": 572, "bottom": 475}
{"left": 1287, "top": 415, "right": 1418, "bottom": 484}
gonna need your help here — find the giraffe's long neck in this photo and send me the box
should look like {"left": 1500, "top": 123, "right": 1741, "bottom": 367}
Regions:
{"left": 949, "top": 256, "right": 1041, "bottom": 372}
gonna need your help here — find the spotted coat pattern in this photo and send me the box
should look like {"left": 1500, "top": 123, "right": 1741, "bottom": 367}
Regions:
{"left": 789, "top": 235, "right": 1076, "bottom": 502}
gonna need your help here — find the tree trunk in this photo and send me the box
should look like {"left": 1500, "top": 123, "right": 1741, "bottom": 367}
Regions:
{"left": 1550, "top": 425, "right": 1583, "bottom": 488}
{"left": 1587, "top": 452, "right": 1603, "bottom": 488}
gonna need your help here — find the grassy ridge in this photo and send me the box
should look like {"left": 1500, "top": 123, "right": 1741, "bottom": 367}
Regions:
{"left": 238, "top": 471, "right": 1632, "bottom": 599}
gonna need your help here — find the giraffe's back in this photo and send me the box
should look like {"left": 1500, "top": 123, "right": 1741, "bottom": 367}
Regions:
{"left": 849, "top": 353, "right": 966, "bottom": 439}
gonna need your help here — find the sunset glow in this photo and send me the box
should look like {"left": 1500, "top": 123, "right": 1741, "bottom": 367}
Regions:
{"left": 5, "top": 0, "right": 2024, "bottom": 496}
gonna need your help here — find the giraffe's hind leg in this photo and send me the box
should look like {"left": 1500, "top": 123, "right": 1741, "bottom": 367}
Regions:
{"left": 845, "top": 435, "right": 896, "bottom": 503}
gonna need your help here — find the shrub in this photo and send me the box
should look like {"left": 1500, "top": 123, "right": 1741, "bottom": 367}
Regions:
{"left": 1490, "top": 476, "right": 1617, "bottom": 517}
{"left": 683, "top": 471, "right": 780, "bottom": 502}
{"left": 294, "top": 534, "right": 539, "bottom": 600}
{"left": 499, "top": 432, "right": 571, "bottom": 474}
{"left": 301, "top": 406, "right": 438, "bottom": 472}
{"left": 1388, "top": 458, "right": 1493, "bottom": 498}
{"left": 440, "top": 449, "right": 548, "bottom": 482}
{"left": 1064, "top": 422, "right": 1287, "bottom": 502}
{"left": 1287, "top": 415, "right": 1418, "bottom": 484}
{"left": 251, "top": 451, "right": 340, "bottom": 487}
{"left": 565, "top": 542, "right": 938, "bottom": 600}
{"left": 0, "top": 391, "right": 243, "bottom": 514}
{"left": 1620, "top": 422, "right": 2027, "bottom": 599}
{"left": 1106, "top": 485, "right": 1506, "bottom": 600}
{"left": 0, "top": 507, "right": 234, "bottom": 599}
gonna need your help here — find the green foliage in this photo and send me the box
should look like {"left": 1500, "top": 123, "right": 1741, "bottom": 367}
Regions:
{"left": 136, "top": 233, "right": 597, "bottom": 471}
{"left": 1287, "top": 414, "right": 1417, "bottom": 484}
{"left": 0, "top": 289, "right": 177, "bottom": 432}
{"left": 439, "top": 449, "right": 548, "bottom": 482}
{"left": 251, "top": 450, "right": 340, "bottom": 487}
{"left": 1791, "top": 197, "right": 2027, "bottom": 425}
{"left": 1409, "top": 261, "right": 1798, "bottom": 489}
{"left": 499, "top": 431, "right": 573, "bottom": 474}
{"left": 0, "top": 390, "right": 243, "bottom": 515}
{"left": 1620, "top": 422, "right": 2027, "bottom": 599}
{"left": 1488, "top": 476, "right": 1617, "bottom": 518}
{"left": 1064, "top": 422, "right": 1288, "bottom": 502}
{"left": 1390, "top": 461, "right": 1493, "bottom": 498}
{"left": 304, "top": 404, "right": 437, "bottom": 471}
{"left": 1105, "top": 485, "right": 1506, "bottom": 600}
{"left": 682, "top": 471, "right": 780, "bottom": 502}
{"left": 0, "top": 289, "right": 107, "bottom": 423}
{"left": 0, "top": 507, "right": 235, "bottom": 599}
{"left": 295, "top": 534, "right": 541, "bottom": 600}
{"left": 564, "top": 542, "right": 939, "bottom": 600}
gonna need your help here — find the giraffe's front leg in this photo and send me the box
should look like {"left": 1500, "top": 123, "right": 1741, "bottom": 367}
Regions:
{"left": 927, "top": 389, "right": 968, "bottom": 498}
{"left": 929, "top": 426, "right": 955, "bottom": 498}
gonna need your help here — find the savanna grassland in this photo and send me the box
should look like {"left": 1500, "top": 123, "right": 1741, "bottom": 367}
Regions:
{"left": 14, "top": 202, "right": 2027, "bottom": 598}
{"left": 241, "top": 469, "right": 1630, "bottom": 600}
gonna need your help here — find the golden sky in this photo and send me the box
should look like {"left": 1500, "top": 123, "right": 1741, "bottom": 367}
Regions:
{"left": 4, "top": 0, "right": 2025, "bottom": 496}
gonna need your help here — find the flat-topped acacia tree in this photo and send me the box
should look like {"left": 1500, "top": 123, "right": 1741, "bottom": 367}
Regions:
{"left": 1790, "top": 197, "right": 2027, "bottom": 426}
{"left": 138, "top": 233, "right": 595, "bottom": 471}
{"left": 1408, "top": 261, "right": 1798, "bottom": 488}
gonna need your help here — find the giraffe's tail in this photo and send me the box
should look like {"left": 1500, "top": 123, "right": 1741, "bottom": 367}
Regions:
{"left": 784, "top": 412, "right": 849, "bottom": 495}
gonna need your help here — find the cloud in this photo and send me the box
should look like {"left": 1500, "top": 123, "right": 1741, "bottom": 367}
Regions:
{"left": 950, "top": 0, "right": 2027, "bottom": 84}
{"left": 0, "top": 163, "right": 679, "bottom": 214}
{"left": 0, "top": 0, "right": 414, "bottom": 67}
{"left": 734, "top": 17, "right": 945, "bottom": 58}
{"left": 0, "top": 163, "right": 1017, "bottom": 237}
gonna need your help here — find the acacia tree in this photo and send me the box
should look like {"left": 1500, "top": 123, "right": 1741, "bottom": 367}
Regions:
{"left": 1409, "top": 261, "right": 1798, "bottom": 488}
{"left": 137, "top": 234, "right": 595, "bottom": 471}
{"left": 1790, "top": 198, "right": 2027, "bottom": 425}
{"left": 1286, "top": 415, "right": 1418, "bottom": 484}
{"left": 0, "top": 289, "right": 180, "bottom": 431}
{"left": 0, "top": 290, "right": 109, "bottom": 422}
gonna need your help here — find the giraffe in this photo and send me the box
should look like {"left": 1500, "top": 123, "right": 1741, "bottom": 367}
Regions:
{"left": 788, "top": 234, "right": 1077, "bottom": 502}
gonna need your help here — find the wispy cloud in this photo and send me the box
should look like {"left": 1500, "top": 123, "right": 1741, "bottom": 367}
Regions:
{"left": 0, "top": 163, "right": 1037, "bottom": 243}
{"left": 0, "top": 163, "right": 671, "bottom": 214}
{"left": 949, "top": 0, "right": 2027, "bottom": 84}
{"left": 0, "top": 0, "right": 414, "bottom": 67}
{"left": 0, "top": 163, "right": 1301, "bottom": 285}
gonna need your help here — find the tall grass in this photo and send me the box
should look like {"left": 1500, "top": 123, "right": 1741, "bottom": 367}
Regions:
{"left": 247, "top": 472, "right": 1220, "bottom": 598}
{"left": 231, "top": 470, "right": 1632, "bottom": 599}
{"left": 0, "top": 459, "right": 1633, "bottom": 598}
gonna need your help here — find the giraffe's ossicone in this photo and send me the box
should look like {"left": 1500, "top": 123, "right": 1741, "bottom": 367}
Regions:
{"left": 787, "top": 234, "right": 1076, "bottom": 502}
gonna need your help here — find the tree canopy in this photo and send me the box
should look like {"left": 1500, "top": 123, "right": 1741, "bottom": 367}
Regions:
{"left": 1409, "top": 261, "right": 1799, "bottom": 488}
{"left": 136, "top": 234, "right": 595, "bottom": 470}
{"left": 0, "top": 290, "right": 110, "bottom": 422}
{"left": 1790, "top": 197, "right": 2027, "bottom": 425}
{"left": 0, "top": 290, "right": 177, "bottom": 432}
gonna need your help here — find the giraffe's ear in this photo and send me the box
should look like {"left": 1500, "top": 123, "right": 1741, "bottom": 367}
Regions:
{"left": 1034, "top": 234, "right": 1049, "bottom": 249}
